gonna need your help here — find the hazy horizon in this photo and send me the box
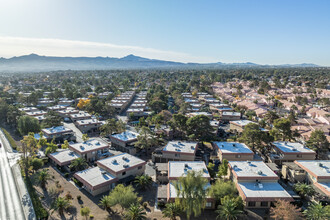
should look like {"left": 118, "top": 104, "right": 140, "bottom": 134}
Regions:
{"left": 1, "top": 0, "right": 330, "bottom": 66}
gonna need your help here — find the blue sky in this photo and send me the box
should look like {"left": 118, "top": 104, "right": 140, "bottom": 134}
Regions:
{"left": 0, "top": 0, "right": 329, "bottom": 65}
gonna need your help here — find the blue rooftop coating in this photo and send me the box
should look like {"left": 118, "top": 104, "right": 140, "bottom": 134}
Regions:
{"left": 111, "top": 131, "right": 139, "bottom": 142}
{"left": 217, "top": 107, "right": 233, "bottom": 111}
{"left": 34, "top": 133, "right": 41, "bottom": 140}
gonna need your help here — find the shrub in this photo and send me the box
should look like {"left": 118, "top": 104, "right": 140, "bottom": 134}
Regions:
{"left": 72, "top": 177, "right": 83, "bottom": 187}
{"left": 77, "top": 195, "right": 82, "bottom": 200}
{"left": 64, "top": 173, "right": 69, "bottom": 178}
{"left": 2, "top": 128, "right": 18, "bottom": 150}
{"left": 65, "top": 191, "right": 73, "bottom": 200}
{"left": 90, "top": 215, "right": 94, "bottom": 219}
{"left": 24, "top": 176, "right": 48, "bottom": 219}
{"left": 143, "top": 202, "right": 148, "bottom": 208}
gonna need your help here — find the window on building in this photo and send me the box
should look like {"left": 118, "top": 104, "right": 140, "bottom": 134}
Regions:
{"left": 175, "top": 154, "right": 180, "bottom": 157}
{"left": 122, "top": 172, "right": 126, "bottom": 176}
{"left": 261, "top": 201, "right": 268, "bottom": 207}
{"left": 138, "top": 166, "right": 142, "bottom": 170}
{"left": 248, "top": 202, "right": 256, "bottom": 207}
{"left": 297, "top": 154, "right": 302, "bottom": 158}
{"left": 205, "top": 202, "right": 212, "bottom": 208}
{"left": 235, "top": 154, "right": 241, "bottom": 158}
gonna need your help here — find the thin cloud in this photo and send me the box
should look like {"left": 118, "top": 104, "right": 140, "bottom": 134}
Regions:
{"left": 0, "top": 36, "right": 217, "bottom": 63}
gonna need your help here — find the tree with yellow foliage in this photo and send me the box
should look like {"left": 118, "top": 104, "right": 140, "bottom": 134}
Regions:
{"left": 77, "top": 99, "right": 90, "bottom": 109}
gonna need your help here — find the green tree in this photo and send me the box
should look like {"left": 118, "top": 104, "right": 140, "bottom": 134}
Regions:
{"left": 61, "top": 140, "right": 69, "bottom": 149}
{"left": 80, "top": 206, "right": 91, "bottom": 220}
{"left": 125, "top": 204, "right": 147, "bottom": 220}
{"left": 45, "top": 140, "right": 58, "bottom": 155}
{"left": 169, "top": 114, "right": 188, "bottom": 139}
{"left": 135, "top": 126, "right": 158, "bottom": 154}
{"left": 264, "top": 111, "right": 279, "bottom": 124}
{"left": 100, "top": 118, "right": 117, "bottom": 137}
{"left": 207, "top": 162, "right": 215, "bottom": 178}
{"left": 149, "top": 99, "right": 167, "bottom": 113}
{"left": 99, "top": 195, "right": 114, "bottom": 214}
{"left": 293, "top": 183, "right": 315, "bottom": 199}
{"left": 238, "top": 123, "right": 264, "bottom": 151}
{"left": 186, "top": 115, "right": 214, "bottom": 142}
{"left": 38, "top": 169, "right": 50, "bottom": 189}
{"left": 41, "top": 111, "right": 62, "bottom": 128}
{"left": 82, "top": 134, "right": 89, "bottom": 142}
{"left": 218, "top": 159, "right": 228, "bottom": 179}
{"left": 31, "top": 158, "right": 44, "bottom": 172}
{"left": 216, "top": 196, "right": 243, "bottom": 220}
{"left": 17, "top": 116, "right": 41, "bottom": 136}
{"left": 162, "top": 202, "right": 181, "bottom": 220}
{"left": 303, "top": 202, "right": 330, "bottom": 220}
{"left": 70, "top": 158, "right": 88, "bottom": 172}
{"left": 271, "top": 118, "right": 292, "bottom": 141}
{"left": 51, "top": 197, "right": 71, "bottom": 216}
{"left": 20, "top": 133, "right": 39, "bottom": 176}
{"left": 105, "top": 184, "right": 141, "bottom": 214}
{"left": 174, "top": 170, "right": 208, "bottom": 220}
{"left": 134, "top": 174, "right": 152, "bottom": 190}
{"left": 209, "top": 180, "right": 237, "bottom": 202}
{"left": 307, "top": 129, "right": 330, "bottom": 159}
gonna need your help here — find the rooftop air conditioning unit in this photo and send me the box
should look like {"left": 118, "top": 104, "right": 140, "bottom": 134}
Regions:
{"left": 112, "top": 160, "right": 117, "bottom": 164}
{"left": 101, "top": 171, "right": 107, "bottom": 175}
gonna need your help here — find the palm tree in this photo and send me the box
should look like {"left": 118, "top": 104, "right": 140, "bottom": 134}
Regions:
{"left": 303, "top": 202, "right": 330, "bottom": 220}
{"left": 51, "top": 197, "right": 71, "bottom": 216}
{"left": 70, "top": 158, "right": 88, "bottom": 172}
{"left": 80, "top": 206, "right": 91, "bottom": 220}
{"left": 293, "top": 183, "right": 314, "bottom": 198}
{"left": 38, "top": 169, "right": 50, "bottom": 189}
{"left": 174, "top": 170, "right": 208, "bottom": 220}
{"left": 124, "top": 204, "right": 147, "bottom": 220}
{"left": 134, "top": 174, "right": 152, "bottom": 190}
{"left": 99, "top": 195, "right": 114, "bottom": 214}
{"left": 162, "top": 202, "right": 181, "bottom": 220}
{"left": 100, "top": 118, "right": 117, "bottom": 137}
{"left": 216, "top": 197, "right": 243, "bottom": 220}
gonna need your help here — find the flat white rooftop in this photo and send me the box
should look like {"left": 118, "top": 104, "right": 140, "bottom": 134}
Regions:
{"left": 163, "top": 141, "right": 197, "bottom": 154}
{"left": 230, "top": 120, "right": 254, "bottom": 127}
{"left": 111, "top": 131, "right": 139, "bottom": 142}
{"left": 75, "top": 167, "right": 117, "bottom": 188}
{"left": 42, "top": 126, "right": 73, "bottom": 135}
{"left": 168, "top": 182, "right": 211, "bottom": 199}
{"left": 47, "top": 105, "right": 66, "bottom": 110}
{"left": 238, "top": 182, "right": 292, "bottom": 201}
{"left": 222, "top": 112, "right": 241, "bottom": 116}
{"left": 214, "top": 142, "right": 253, "bottom": 154}
{"left": 97, "top": 153, "right": 146, "bottom": 173}
{"left": 70, "top": 139, "right": 108, "bottom": 153}
{"left": 229, "top": 161, "right": 278, "bottom": 178}
{"left": 58, "top": 109, "right": 79, "bottom": 114}
{"left": 19, "top": 107, "right": 38, "bottom": 112}
{"left": 295, "top": 160, "right": 330, "bottom": 178}
{"left": 273, "top": 142, "right": 315, "bottom": 154}
{"left": 76, "top": 119, "right": 102, "bottom": 126}
{"left": 70, "top": 112, "right": 91, "bottom": 119}
{"left": 49, "top": 149, "right": 79, "bottom": 166}
{"left": 168, "top": 161, "right": 210, "bottom": 179}
{"left": 26, "top": 110, "right": 47, "bottom": 116}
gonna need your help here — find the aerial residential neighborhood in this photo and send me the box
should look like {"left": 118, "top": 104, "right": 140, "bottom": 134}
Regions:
{"left": 0, "top": 1, "right": 330, "bottom": 220}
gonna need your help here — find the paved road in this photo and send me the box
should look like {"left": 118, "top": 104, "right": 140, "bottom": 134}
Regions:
{"left": 63, "top": 122, "right": 83, "bottom": 142}
{"left": 0, "top": 136, "right": 25, "bottom": 220}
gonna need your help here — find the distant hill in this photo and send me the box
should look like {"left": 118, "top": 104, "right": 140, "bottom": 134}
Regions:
{"left": 0, "top": 54, "right": 320, "bottom": 72}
